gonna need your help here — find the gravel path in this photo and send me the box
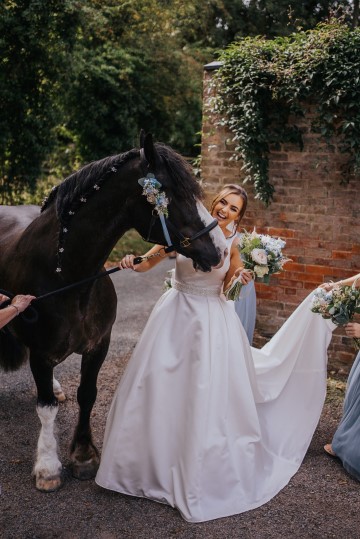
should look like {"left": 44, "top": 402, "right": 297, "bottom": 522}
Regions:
{"left": 0, "top": 260, "right": 359, "bottom": 539}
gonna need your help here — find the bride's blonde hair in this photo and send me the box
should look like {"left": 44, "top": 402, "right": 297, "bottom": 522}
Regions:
{"left": 210, "top": 184, "right": 248, "bottom": 235}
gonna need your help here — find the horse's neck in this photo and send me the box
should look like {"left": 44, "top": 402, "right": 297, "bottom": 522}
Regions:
{"left": 51, "top": 197, "right": 131, "bottom": 281}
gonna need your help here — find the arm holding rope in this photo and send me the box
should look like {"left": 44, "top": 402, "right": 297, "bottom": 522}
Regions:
{"left": 119, "top": 244, "right": 171, "bottom": 273}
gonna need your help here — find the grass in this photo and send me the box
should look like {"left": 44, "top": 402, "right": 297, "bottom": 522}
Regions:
{"left": 107, "top": 230, "right": 153, "bottom": 263}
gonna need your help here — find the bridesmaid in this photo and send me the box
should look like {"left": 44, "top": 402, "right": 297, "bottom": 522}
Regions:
{"left": 321, "top": 272, "right": 360, "bottom": 480}
{"left": 209, "top": 185, "right": 257, "bottom": 344}
{"left": 234, "top": 258, "right": 256, "bottom": 344}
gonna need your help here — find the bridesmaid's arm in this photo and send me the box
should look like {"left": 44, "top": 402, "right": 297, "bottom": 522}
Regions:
{"left": 321, "top": 272, "right": 360, "bottom": 291}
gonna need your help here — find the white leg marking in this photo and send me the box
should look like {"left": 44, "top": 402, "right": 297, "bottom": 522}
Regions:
{"left": 53, "top": 376, "right": 66, "bottom": 402}
{"left": 33, "top": 405, "right": 62, "bottom": 491}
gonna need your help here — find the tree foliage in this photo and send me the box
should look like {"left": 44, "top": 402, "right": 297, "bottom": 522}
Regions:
{"left": 1, "top": 0, "right": 359, "bottom": 202}
{"left": 0, "top": 0, "right": 78, "bottom": 202}
{"left": 64, "top": 1, "right": 204, "bottom": 161}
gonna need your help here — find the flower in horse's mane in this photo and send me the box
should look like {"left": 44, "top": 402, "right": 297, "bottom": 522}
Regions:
{"left": 139, "top": 173, "right": 169, "bottom": 216}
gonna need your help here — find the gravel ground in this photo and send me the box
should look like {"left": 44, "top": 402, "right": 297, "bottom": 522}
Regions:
{"left": 1, "top": 259, "right": 359, "bottom": 539}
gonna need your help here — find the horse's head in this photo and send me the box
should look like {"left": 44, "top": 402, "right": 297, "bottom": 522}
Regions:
{"left": 40, "top": 133, "right": 226, "bottom": 276}
{"left": 133, "top": 133, "right": 227, "bottom": 272}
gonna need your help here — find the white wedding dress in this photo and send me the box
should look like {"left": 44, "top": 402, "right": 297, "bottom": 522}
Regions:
{"left": 96, "top": 237, "right": 335, "bottom": 523}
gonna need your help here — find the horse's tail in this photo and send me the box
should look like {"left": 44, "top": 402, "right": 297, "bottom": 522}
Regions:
{"left": 0, "top": 327, "right": 29, "bottom": 372}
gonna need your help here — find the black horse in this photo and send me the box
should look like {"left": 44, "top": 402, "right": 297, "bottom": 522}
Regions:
{"left": 0, "top": 133, "right": 226, "bottom": 491}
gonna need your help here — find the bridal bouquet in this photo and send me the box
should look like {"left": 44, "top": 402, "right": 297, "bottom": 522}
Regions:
{"left": 225, "top": 230, "right": 291, "bottom": 301}
{"left": 311, "top": 285, "right": 360, "bottom": 349}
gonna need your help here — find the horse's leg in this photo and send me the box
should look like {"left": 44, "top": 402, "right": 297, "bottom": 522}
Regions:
{"left": 30, "top": 355, "right": 63, "bottom": 492}
{"left": 53, "top": 375, "right": 66, "bottom": 402}
{"left": 70, "top": 336, "right": 110, "bottom": 480}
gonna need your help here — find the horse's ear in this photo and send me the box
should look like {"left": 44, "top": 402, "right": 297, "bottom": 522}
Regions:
{"left": 143, "top": 133, "right": 157, "bottom": 171}
{"left": 139, "top": 129, "right": 146, "bottom": 148}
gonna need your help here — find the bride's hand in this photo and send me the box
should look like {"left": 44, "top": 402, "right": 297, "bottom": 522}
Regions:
{"left": 238, "top": 268, "right": 253, "bottom": 285}
{"left": 119, "top": 254, "right": 136, "bottom": 270}
{"left": 231, "top": 268, "right": 253, "bottom": 286}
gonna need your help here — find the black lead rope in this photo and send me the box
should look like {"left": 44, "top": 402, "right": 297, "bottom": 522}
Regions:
{"left": 0, "top": 266, "right": 124, "bottom": 323}
{"left": 0, "top": 218, "right": 216, "bottom": 323}
{"left": 0, "top": 251, "right": 170, "bottom": 324}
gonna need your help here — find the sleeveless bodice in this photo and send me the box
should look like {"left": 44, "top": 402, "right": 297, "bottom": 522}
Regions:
{"left": 173, "top": 236, "right": 232, "bottom": 297}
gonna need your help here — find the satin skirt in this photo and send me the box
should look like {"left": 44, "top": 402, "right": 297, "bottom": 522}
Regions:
{"left": 96, "top": 291, "right": 335, "bottom": 522}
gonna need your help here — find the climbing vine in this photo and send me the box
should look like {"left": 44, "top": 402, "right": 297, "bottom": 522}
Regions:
{"left": 212, "top": 20, "right": 360, "bottom": 205}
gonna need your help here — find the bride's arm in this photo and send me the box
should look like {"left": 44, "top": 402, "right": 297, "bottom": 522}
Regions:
{"left": 118, "top": 244, "right": 171, "bottom": 273}
{"left": 223, "top": 237, "right": 253, "bottom": 291}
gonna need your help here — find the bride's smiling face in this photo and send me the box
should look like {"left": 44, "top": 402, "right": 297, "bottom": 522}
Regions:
{"left": 211, "top": 193, "right": 243, "bottom": 231}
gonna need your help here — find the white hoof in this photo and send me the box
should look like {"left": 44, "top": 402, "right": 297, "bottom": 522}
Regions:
{"left": 54, "top": 388, "right": 66, "bottom": 402}
{"left": 53, "top": 377, "right": 66, "bottom": 402}
{"left": 36, "top": 471, "right": 63, "bottom": 492}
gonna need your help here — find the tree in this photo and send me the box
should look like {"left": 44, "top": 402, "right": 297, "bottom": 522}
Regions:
{"left": 195, "top": 0, "right": 356, "bottom": 46}
{"left": 0, "top": 0, "right": 78, "bottom": 202}
{"left": 63, "top": 1, "right": 205, "bottom": 159}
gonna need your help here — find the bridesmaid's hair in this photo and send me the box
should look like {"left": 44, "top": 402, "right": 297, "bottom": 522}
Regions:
{"left": 210, "top": 184, "right": 248, "bottom": 233}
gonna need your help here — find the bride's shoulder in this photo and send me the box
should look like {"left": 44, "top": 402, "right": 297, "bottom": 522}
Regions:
{"left": 228, "top": 235, "right": 240, "bottom": 249}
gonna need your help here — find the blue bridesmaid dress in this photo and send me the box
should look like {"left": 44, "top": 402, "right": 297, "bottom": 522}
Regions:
{"left": 234, "top": 280, "right": 256, "bottom": 344}
{"left": 332, "top": 351, "right": 360, "bottom": 481}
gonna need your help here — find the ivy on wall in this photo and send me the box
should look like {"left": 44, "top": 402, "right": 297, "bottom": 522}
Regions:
{"left": 212, "top": 20, "right": 360, "bottom": 205}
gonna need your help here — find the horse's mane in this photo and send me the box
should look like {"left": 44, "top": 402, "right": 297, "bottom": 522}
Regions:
{"left": 41, "top": 143, "right": 203, "bottom": 221}
{"left": 41, "top": 149, "right": 139, "bottom": 221}
{"left": 154, "top": 143, "right": 203, "bottom": 205}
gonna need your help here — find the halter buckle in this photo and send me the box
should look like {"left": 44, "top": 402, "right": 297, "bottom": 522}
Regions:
{"left": 180, "top": 238, "right": 191, "bottom": 248}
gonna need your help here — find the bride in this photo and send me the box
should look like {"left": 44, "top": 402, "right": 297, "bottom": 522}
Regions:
{"left": 95, "top": 184, "right": 335, "bottom": 523}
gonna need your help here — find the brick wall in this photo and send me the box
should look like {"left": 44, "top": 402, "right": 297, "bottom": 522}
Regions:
{"left": 201, "top": 63, "right": 360, "bottom": 372}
